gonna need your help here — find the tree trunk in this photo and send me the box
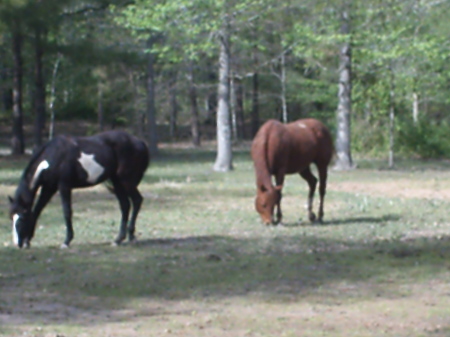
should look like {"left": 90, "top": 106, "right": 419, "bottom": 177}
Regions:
{"left": 146, "top": 36, "right": 158, "bottom": 157}
{"left": 49, "top": 54, "right": 61, "bottom": 140}
{"left": 1, "top": 49, "right": 13, "bottom": 113}
{"left": 97, "top": 84, "right": 104, "bottom": 132}
{"left": 251, "top": 71, "right": 259, "bottom": 138}
{"left": 11, "top": 28, "right": 25, "bottom": 155}
{"left": 388, "top": 66, "right": 395, "bottom": 169}
{"left": 334, "top": 6, "right": 354, "bottom": 170}
{"left": 213, "top": 25, "right": 233, "bottom": 172}
{"left": 412, "top": 92, "right": 419, "bottom": 124}
{"left": 230, "top": 75, "right": 237, "bottom": 141}
{"left": 234, "top": 76, "right": 245, "bottom": 140}
{"left": 188, "top": 65, "right": 200, "bottom": 147}
{"left": 280, "top": 52, "right": 288, "bottom": 123}
{"left": 169, "top": 72, "right": 178, "bottom": 140}
{"left": 33, "top": 27, "right": 46, "bottom": 150}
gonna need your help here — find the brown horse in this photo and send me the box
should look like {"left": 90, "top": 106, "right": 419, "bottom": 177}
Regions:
{"left": 251, "top": 118, "right": 333, "bottom": 225}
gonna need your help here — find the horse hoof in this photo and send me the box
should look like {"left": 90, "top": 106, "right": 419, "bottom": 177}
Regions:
{"left": 60, "top": 243, "right": 69, "bottom": 249}
{"left": 309, "top": 213, "right": 317, "bottom": 222}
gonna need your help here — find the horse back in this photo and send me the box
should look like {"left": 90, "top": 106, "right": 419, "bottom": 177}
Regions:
{"left": 93, "top": 130, "right": 150, "bottom": 180}
{"left": 285, "top": 119, "right": 334, "bottom": 168}
{"left": 252, "top": 119, "right": 333, "bottom": 177}
{"left": 42, "top": 131, "right": 149, "bottom": 187}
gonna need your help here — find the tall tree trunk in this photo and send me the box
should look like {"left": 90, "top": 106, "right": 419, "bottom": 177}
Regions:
{"left": 234, "top": 76, "right": 245, "bottom": 139}
{"left": 213, "top": 25, "right": 233, "bottom": 172}
{"left": 388, "top": 65, "right": 395, "bottom": 169}
{"left": 412, "top": 91, "right": 419, "bottom": 124}
{"left": 11, "top": 28, "right": 25, "bottom": 155}
{"left": 250, "top": 28, "right": 259, "bottom": 138}
{"left": 280, "top": 51, "right": 288, "bottom": 123}
{"left": 205, "top": 90, "right": 217, "bottom": 125}
{"left": 97, "top": 83, "right": 104, "bottom": 131}
{"left": 169, "top": 71, "right": 178, "bottom": 140}
{"left": 188, "top": 65, "right": 200, "bottom": 147}
{"left": 1, "top": 48, "right": 12, "bottom": 113}
{"left": 251, "top": 71, "right": 259, "bottom": 138}
{"left": 334, "top": 6, "right": 354, "bottom": 170}
{"left": 230, "top": 75, "right": 237, "bottom": 141}
{"left": 33, "top": 27, "right": 46, "bottom": 150}
{"left": 49, "top": 54, "right": 61, "bottom": 140}
{"left": 146, "top": 36, "right": 158, "bottom": 157}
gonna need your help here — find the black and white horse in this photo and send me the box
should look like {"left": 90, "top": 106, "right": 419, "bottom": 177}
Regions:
{"left": 9, "top": 130, "right": 150, "bottom": 248}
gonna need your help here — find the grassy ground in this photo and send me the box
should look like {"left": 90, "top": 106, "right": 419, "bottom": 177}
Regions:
{"left": 1, "top": 144, "right": 450, "bottom": 336}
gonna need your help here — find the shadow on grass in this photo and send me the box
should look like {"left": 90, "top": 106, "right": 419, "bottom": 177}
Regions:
{"left": 279, "top": 214, "right": 401, "bottom": 228}
{"left": 326, "top": 214, "right": 402, "bottom": 226}
{"left": 1, "top": 232, "right": 449, "bottom": 327}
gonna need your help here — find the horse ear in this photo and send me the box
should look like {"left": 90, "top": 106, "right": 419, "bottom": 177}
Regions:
{"left": 8, "top": 196, "right": 14, "bottom": 204}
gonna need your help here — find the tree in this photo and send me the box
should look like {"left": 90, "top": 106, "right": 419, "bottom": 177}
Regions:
{"left": 334, "top": 2, "right": 354, "bottom": 170}
{"left": 213, "top": 17, "right": 233, "bottom": 171}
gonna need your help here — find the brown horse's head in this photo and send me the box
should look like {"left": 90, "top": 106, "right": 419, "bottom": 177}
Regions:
{"left": 255, "top": 185, "right": 282, "bottom": 225}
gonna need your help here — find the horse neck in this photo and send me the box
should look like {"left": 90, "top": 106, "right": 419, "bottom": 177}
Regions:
{"left": 15, "top": 177, "right": 37, "bottom": 210}
{"left": 17, "top": 144, "right": 49, "bottom": 209}
{"left": 253, "top": 135, "right": 274, "bottom": 192}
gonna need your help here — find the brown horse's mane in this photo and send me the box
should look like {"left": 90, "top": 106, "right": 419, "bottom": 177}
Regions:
{"left": 252, "top": 120, "right": 277, "bottom": 191}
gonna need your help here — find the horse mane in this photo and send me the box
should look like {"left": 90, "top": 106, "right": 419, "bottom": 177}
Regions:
{"left": 21, "top": 141, "right": 51, "bottom": 179}
{"left": 14, "top": 140, "right": 53, "bottom": 206}
{"left": 252, "top": 121, "right": 276, "bottom": 191}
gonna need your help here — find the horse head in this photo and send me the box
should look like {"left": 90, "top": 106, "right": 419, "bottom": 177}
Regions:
{"left": 8, "top": 196, "right": 33, "bottom": 248}
{"left": 255, "top": 185, "right": 282, "bottom": 225}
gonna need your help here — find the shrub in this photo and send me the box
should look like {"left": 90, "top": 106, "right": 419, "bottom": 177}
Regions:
{"left": 397, "top": 118, "right": 450, "bottom": 158}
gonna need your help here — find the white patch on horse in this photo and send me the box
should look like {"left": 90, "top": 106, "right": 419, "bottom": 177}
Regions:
{"left": 78, "top": 152, "right": 104, "bottom": 184}
{"left": 298, "top": 122, "right": 307, "bottom": 129}
{"left": 30, "top": 160, "right": 50, "bottom": 189}
{"left": 12, "top": 214, "right": 19, "bottom": 246}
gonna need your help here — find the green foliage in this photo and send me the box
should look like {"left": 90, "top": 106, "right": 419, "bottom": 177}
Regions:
{"left": 397, "top": 118, "right": 450, "bottom": 158}
{"left": 351, "top": 118, "right": 388, "bottom": 157}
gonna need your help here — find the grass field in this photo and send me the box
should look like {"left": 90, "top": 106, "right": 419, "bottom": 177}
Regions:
{"left": 1, "top": 144, "right": 450, "bottom": 337}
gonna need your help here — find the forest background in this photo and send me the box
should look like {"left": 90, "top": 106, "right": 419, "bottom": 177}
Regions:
{"left": 0, "top": 0, "right": 449, "bottom": 169}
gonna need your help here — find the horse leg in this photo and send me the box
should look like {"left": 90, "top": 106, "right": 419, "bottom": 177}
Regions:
{"left": 299, "top": 167, "right": 318, "bottom": 222}
{"left": 317, "top": 164, "right": 328, "bottom": 222}
{"left": 59, "top": 185, "right": 74, "bottom": 248}
{"left": 111, "top": 179, "right": 130, "bottom": 245}
{"left": 274, "top": 175, "right": 285, "bottom": 224}
{"left": 30, "top": 185, "right": 57, "bottom": 241}
{"left": 126, "top": 186, "right": 143, "bottom": 242}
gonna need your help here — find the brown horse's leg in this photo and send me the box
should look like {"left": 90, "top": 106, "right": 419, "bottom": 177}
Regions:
{"left": 317, "top": 164, "right": 328, "bottom": 222}
{"left": 299, "top": 167, "right": 318, "bottom": 222}
{"left": 274, "top": 175, "right": 285, "bottom": 224}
